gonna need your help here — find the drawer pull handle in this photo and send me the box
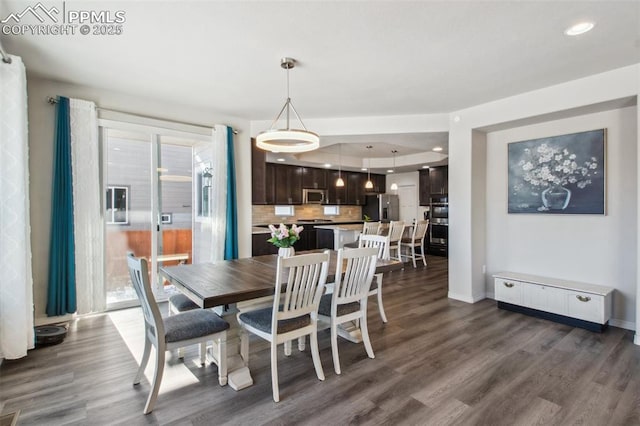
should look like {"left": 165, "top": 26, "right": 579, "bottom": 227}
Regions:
{"left": 576, "top": 295, "right": 591, "bottom": 302}
{"left": 504, "top": 282, "right": 514, "bottom": 288}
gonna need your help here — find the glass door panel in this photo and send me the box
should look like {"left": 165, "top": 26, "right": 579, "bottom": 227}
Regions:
{"left": 104, "top": 128, "right": 153, "bottom": 307}
{"left": 156, "top": 137, "right": 195, "bottom": 297}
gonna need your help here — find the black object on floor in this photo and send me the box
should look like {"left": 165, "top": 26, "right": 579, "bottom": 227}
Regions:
{"left": 35, "top": 325, "right": 67, "bottom": 347}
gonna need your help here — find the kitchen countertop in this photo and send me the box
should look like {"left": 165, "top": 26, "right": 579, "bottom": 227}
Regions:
{"left": 252, "top": 221, "right": 364, "bottom": 234}
{"left": 251, "top": 227, "right": 272, "bottom": 234}
{"left": 313, "top": 224, "right": 364, "bottom": 232}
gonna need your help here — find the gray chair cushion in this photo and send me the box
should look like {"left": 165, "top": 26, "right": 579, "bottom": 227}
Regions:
{"left": 318, "top": 293, "right": 360, "bottom": 317}
{"left": 164, "top": 310, "right": 229, "bottom": 343}
{"left": 239, "top": 307, "right": 310, "bottom": 334}
{"left": 169, "top": 293, "right": 199, "bottom": 312}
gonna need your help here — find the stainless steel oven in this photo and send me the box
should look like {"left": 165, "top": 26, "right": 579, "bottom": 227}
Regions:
{"left": 429, "top": 196, "right": 448, "bottom": 255}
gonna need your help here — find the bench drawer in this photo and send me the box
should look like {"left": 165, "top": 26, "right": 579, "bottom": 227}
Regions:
{"left": 494, "top": 278, "right": 523, "bottom": 305}
{"left": 567, "top": 292, "right": 605, "bottom": 323}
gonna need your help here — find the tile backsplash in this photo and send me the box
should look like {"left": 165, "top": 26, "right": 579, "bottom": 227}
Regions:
{"left": 252, "top": 205, "right": 362, "bottom": 225}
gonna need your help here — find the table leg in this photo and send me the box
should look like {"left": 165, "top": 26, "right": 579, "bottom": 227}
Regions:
{"left": 212, "top": 304, "right": 253, "bottom": 391}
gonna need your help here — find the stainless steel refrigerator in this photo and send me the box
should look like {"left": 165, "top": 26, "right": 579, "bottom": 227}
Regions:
{"left": 363, "top": 194, "right": 400, "bottom": 222}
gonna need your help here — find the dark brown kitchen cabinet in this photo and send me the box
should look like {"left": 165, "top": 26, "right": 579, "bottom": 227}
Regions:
{"left": 302, "top": 167, "right": 328, "bottom": 189}
{"left": 274, "top": 164, "right": 303, "bottom": 204}
{"left": 347, "top": 172, "right": 365, "bottom": 205}
{"left": 367, "top": 174, "right": 386, "bottom": 194}
{"left": 251, "top": 233, "right": 278, "bottom": 256}
{"left": 316, "top": 228, "right": 334, "bottom": 250}
{"left": 419, "top": 169, "right": 430, "bottom": 205}
{"left": 429, "top": 166, "right": 448, "bottom": 195}
{"left": 327, "top": 170, "right": 347, "bottom": 205}
{"left": 251, "top": 139, "right": 268, "bottom": 204}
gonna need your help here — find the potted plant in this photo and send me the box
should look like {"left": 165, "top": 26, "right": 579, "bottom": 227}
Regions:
{"left": 267, "top": 223, "right": 304, "bottom": 257}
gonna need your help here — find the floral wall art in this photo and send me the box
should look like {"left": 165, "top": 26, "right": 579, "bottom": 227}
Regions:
{"left": 508, "top": 129, "right": 606, "bottom": 214}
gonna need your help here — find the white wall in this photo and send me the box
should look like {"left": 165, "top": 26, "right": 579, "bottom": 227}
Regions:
{"left": 27, "top": 76, "right": 251, "bottom": 322}
{"left": 384, "top": 171, "right": 428, "bottom": 222}
{"left": 485, "top": 107, "right": 638, "bottom": 328}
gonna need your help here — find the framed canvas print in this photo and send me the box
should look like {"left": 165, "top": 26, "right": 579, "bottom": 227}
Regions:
{"left": 508, "top": 129, "right": 606, "bottom": 214}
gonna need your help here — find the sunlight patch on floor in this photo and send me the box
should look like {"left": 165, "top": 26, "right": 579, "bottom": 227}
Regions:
{"left": 109, "top": 308, "right": 200, "bottom": 393}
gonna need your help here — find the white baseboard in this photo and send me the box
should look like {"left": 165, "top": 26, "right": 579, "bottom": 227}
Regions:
{"left": 609, "top": 319, "right": 635, "bottom": 331}
{"left": 448, "top": 291, "right": 486, "bottom": 304}
{"left": 635, "top": 334, "right": 640, "bottom": 346}
{"left": 34, "top": 314, "right": 74, "bottom": 326}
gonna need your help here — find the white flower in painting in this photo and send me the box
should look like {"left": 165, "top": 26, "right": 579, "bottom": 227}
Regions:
{"left": 517, "top": 142, "right": 599, "bottom": 193}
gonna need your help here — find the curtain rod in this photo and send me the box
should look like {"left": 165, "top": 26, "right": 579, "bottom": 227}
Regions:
{"left": 0, "top": 43, "right": 12, "bottom": 64}
{"left": 47, "top": 96, "right": 238, "bottom": 134}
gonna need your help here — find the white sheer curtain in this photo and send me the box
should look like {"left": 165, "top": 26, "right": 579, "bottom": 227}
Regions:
{"left": 207, "top": 124, "right": 228, "bottom": 262}
{"left": 70, "top": 98, "right": 104, "bottom": 314}
{"left": 0, "top": 55, "right": 34, "bottom": 359}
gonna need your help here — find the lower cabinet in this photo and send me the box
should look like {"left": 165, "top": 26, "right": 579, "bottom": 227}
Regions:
{"left": 251, "top": 233, "right": 278, "bottom": 257}
{"left": 493, "top": 272, "right": 613, "bottom": 331}
{"left": 316, "top": 229, "right": 334, "bottom": 250}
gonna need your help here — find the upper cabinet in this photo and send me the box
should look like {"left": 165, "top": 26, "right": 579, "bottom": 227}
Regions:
{"left": 302, "top": 167, "right": 328, "bottom": 189}
{"left": 252, "top": 141, "right": 386, "bottom": 205}
{"left": 251, "top": 138, "right": 269, "bottom": 205}
{"left": 429, "top": 166, "right": 448, "bottom": 195}
{"left": 274, "top": 164, "right": 303, "bottom": 205}
{"left": 419, "top": 169, "right": 430, "bottom": 205}
{"left": 327, "top": 170, "right": 347, "bottom": 205}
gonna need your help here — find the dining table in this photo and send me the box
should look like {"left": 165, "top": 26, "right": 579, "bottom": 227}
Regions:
{"left": 159, "top": 250, "right": 404, "bottom": 391}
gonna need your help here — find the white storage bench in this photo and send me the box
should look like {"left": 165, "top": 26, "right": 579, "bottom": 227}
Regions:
{"left": 493, "top": 271, "right": 614, "bottom": 332}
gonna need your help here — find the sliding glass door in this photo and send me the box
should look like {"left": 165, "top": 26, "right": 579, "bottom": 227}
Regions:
{"left": 102, "top": 124, "right": 209, "bottom": 309}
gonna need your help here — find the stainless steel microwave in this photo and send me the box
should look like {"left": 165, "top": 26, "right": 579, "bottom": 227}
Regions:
{"left": 302, "top": 189, "right": 327, "bottom": 204}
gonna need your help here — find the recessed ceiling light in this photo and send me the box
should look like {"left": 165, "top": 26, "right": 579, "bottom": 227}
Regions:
{"left": 433, "top": 147, "right": 443, "bottom": 152}
{"left": 422, "top": 165, "right": 430, "bottom": 169}
{"left": 565, "top": 22, "right": 594, "bottom": 36}
{"left": 387, "top": 169, "right": 394, "bottom": 173}
{"left": 113, "top": 147, "right": 121, "bottom": 151}
{"left": 277, "top": 158, "right": 285, "bottom": 162}
{"left": 324, "top": 163, "right": 332, "bottom": 168}
{"left": 361, "top": 167, "right": 367, "bottom": 171}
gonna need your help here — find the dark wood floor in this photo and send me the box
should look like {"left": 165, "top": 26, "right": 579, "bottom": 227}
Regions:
{"left": 2, "top": 255, "right": 640, "bottom": 425}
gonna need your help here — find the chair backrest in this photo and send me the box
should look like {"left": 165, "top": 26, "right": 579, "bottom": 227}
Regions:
{"left": 388, "top": 221, "right": 406, "bottom": 242}
{"left": 333, "top": 247, "right": 378, "bottom": 308}
{"left": 127, "top": 253, "right": 164, "bottom": 344}
{"left": 273, "top": 251, "right": 330, "bottom": 327}
{"left": 362, "top": 221, "right": 380, "bottom": 235}
{"left": 412, "top": 220, "right": 429, "bottom": 242}
{"left": 358, "top": 234, "right": 390, "bottom": 260}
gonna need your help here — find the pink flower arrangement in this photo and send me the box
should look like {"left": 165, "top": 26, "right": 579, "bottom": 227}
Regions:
{"left": 267, "top": 223, "right": 304, "bottom": 248}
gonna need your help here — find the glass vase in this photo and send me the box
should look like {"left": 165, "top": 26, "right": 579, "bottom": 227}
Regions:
{"left": 541, "top": 185, "right": 571, "bottom": 210}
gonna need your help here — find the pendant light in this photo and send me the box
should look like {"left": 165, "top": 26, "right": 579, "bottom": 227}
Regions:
{"left": 256, "top": 57, "right": 320, "bottom": 153}
{"left": 336, "top": 143, "right": 345, "bottom": 187}
{"left": 390, "top": 150, "right": 398, "bottom": 191}
{"left": 365, "top": 145, "right": 373, "bottom": 189}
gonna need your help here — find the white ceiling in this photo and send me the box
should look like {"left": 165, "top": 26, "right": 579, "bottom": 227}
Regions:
{"left": 2, "top": 0, "right": 639, "bottom": 171}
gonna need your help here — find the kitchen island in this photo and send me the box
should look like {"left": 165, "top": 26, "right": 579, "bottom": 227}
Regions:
{"left": 314, "top": 224, "right": 363, "bottom": 250}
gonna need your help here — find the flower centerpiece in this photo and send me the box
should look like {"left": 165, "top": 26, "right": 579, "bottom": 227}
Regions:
{"left": 267, "top": 223, "right": 304, "bottom": 257}
{"left": 513, "top": 143, "right": 599, "bottom": 211}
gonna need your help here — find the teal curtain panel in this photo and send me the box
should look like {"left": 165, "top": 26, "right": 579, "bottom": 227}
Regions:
{"left": 46, "top": 96, "right": 77, "bottom": 316}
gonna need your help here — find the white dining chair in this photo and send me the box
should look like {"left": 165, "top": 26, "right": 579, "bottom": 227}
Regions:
{"left": 387, "top": 221, "right": 406, "bottom": 261}
{"left": 237, "top": 251, "right": 330, "bottom": 402}
{"left": 318, "top": 247, "right": 378, "bottom": 374}
{"left": 358, "top": 234, "right": 390, "bottom": 323}
{"left": 362, "top": 221, "right": 381, "bottom": 235}
{"left": 127, "top": 253, "right": 229, "bottom": 414}
{"left": 167, "top": 293, "right": 200, "bottom": 358}
{"left": 399, "top": 220, "right": 429, "bottom": 268}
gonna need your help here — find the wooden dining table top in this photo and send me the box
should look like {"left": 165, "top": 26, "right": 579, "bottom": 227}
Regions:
{"left": 159, "top": 250, "right": 404, "bottom": 309}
